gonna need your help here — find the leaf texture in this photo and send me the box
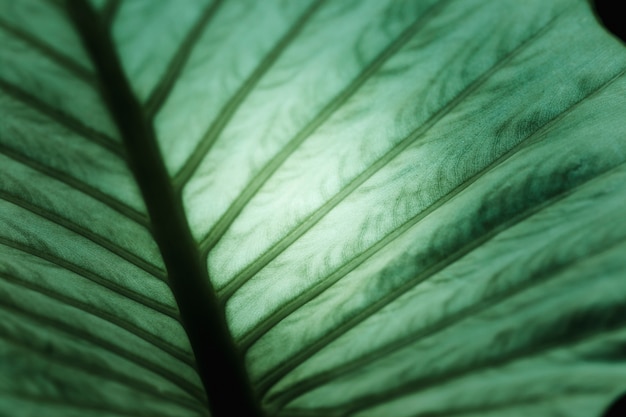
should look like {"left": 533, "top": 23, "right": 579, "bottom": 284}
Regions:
{"left": 0, "top": 0, "right": 207, "bottom": 415}
{"left": 1, "top": 0, "right": 625, "bottom": 416}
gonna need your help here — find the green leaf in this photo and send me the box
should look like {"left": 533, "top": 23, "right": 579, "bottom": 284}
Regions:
{"left": 1, "top": 0, "right": 625, "bottom": 416}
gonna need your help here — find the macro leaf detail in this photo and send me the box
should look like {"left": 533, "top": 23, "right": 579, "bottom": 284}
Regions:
{"left": 1, "top": 0, "right": 625, "bottom": 416}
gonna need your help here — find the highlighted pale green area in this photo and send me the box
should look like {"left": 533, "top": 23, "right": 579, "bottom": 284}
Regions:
{"left": 0, "top": 0, "right": 625, "bottom": 416}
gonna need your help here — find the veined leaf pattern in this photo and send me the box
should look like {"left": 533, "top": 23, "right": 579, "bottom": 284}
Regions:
{"left": 1, "top": 0, "right": 625, "bottom": 416}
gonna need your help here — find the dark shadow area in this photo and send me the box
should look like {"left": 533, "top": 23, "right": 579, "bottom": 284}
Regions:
{"left": 603, "top": 392, "right": 626, "bottom": 417}
{"left": 591, "top": 0, "right": 626, "bottom": 43}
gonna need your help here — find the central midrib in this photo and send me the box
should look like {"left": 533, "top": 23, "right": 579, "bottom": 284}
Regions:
{"left": 65, "top": 2, "right": 263, "bottom": 416}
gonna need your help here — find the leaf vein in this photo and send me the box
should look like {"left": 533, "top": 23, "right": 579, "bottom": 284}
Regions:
{"left": 0, "top": 144, "right": 149, "bottom": 227}
{"left": 219, "top": 12, "right": 564, "bottom": 301}
{"left": 0, "top": 270, "right": 195, "bottom": 368}
{"left": 101, "top": 0, "right": 122, "bottom": 28}
{"left": 174, "top": 0, "right": 326, "bottom": 188}
{"left": 0, "top": 78, "right": 123, "bottom": 157}
{"left": 145, "top": 0, "right": 223, "bottom": 118}
{"left": 0, "top": 18, "right": 95, "bottom": 85}
{"left": 0, "top": 297, "right": 208, "bottom": 408}
{"left": 0, "top": 190, "right": 165, "bottom": 279}
{"left": 342, "top": 313, "right": 626, "bottom": 416}
{"left": 0, "top": 392, "right": 180, "bottom": 417}
{"left": 0, "top": 238, "right": 179, "bottom": 321}
{"left": 198, "top": 0, "right": 452, "bottom": 254}
{"left": 237, "top": 67, "right": 626, "bottom": 354}
{"left": 266, "top": 226, "right": 626, "bottom": 407}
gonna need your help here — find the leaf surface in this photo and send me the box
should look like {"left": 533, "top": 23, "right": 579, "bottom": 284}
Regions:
{"left": 1, "top": 0, "right": 625, "bottom": 416}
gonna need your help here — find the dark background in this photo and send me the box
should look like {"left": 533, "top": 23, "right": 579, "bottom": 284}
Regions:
{"left": 593, "top": 0, "right": 626, "bottom": 42}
